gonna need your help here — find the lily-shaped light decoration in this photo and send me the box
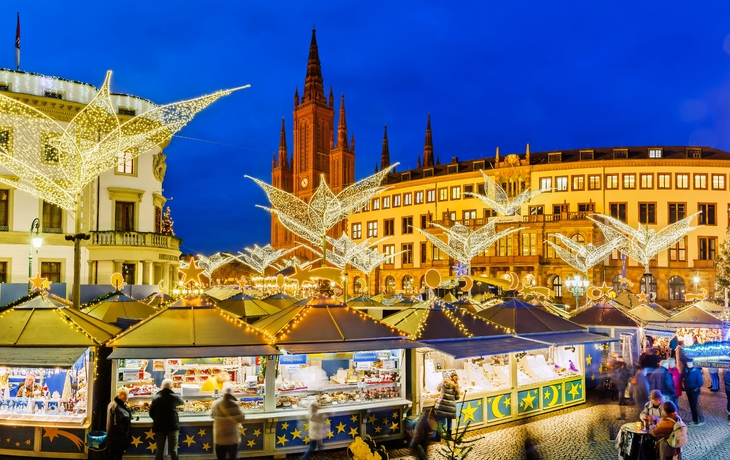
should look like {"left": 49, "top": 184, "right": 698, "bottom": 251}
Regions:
{"left": 350, "top": 246, "right": 404, "bottom": 296}
{"left": 271, "top": 256, "right": 319, "bottom": 272}
{"left": 304, "top": 233, "right": 389, "bottom": 270}
{"left": 247, "top": 164, "right": 397, "bottom": 264}
{"left": 465, "top": 170, "right": 546, "bottom": 216}
{"left": 413, "top": 221, "right": 519, "bottom": 273}
{"left": 196, "top": 252, "right": 236, "bottom": 280}
{"left": 233, "top": 244, "right": 300, "bottom": 276}
{"left": 589, "top": 212, "right": 701, "bottom": 273}
{"left": 545, "top": 233, "right": 620, "bottom": 278}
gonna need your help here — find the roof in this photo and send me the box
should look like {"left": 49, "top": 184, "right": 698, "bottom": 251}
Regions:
{"left": 261, "top": 293, "right": 298, "bottom": 309}
{"left": 570, "top": 301, "right": 639, "bottom": 328}
{"left": 663, "top": 306, "right": 722, "bottom": 327}
{"left": 347, "top": 296, "right": 385, "bottom": 308}
{"left": 627, "top": 305, "right": 668, "bottom": 322}
{"left": 82, "top": 293, "right": 157, "bottom": 323}
{"left": 217, "top": 294, "right": 281, "bottom": 318}
{"left": 691, "top": 300, "right": 725, "bottom": 314}
{"left": 476, "top": 298, "right": 585, "bottom": 334}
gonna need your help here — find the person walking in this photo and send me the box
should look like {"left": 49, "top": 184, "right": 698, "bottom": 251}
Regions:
{"left": 632, "top": 366, "right": 651, "bottom": 417}
{"left": 649, "top": 401, "right": 686, "bottom": 460}
{"left": 432, "top": 372, "right": 460, "bottom": 433}
{"left": 667, "top": 358, "right": 682, "bottom": 407}
{"left": 650, "top": 360, "right": 676, "bottom": 404}
{"left": 669, "top": 335, "right": 679, "bottom": 359}
{"left": 149, "top": 379, "right": 184, "bottom": 460}
{"left": 724, "top": 369, "right": 730, "bottom": 424}
{"left": 682, "top": 359, "right": 705, "bottom": 426}
{"left": 106, "top": 387, "right": 132, "bottom": 460}
{"left": 708, "top": 367, "right": 720, "bottom": 392}
{"left": 613, "top": 360, "right": 630, "bottom": 405}
{"left": 211, "top": 385, "right": 247, "bottom": 460}
{"left": 302, "top": 402, "right": 327, "bottom": 460}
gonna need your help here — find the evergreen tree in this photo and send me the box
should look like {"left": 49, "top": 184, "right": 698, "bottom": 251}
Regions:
{"left": 161, "top": 206, "right": 175, "bottom": 235}
{"left": 715, "top": 225, "right": 730, "bottom": 295}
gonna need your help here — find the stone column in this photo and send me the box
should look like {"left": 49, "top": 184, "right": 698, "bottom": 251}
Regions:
{"left": 113, "top": 260, "right": 124, "bottom": 275}
{"left": 143, "top": 260, "right": 153, "bottom": 285}
{"left": 87, "top": 260, "right": 95, "bottom": 284}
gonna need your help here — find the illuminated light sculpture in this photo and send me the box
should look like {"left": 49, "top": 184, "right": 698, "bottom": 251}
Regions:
{"left": 271, "top": 256, "right": 318, "bottom": 272}
{"left": 196, "top": 252, "right": 236, "bottom": 280}
{"left": 233, "top": 244, "right": 300, "bottom": 276}
{"left": 247, "top": 164, "right": 397, "bottom": 264}
{"left": 545, "top": 233, "right": 620, "bottom": 278}
{"left": 590, "top": 213, "right": 701, "bottom": 273}
{"left": 0, "top": 71, "right": 247, "bottom": 308}
{"left": 466, "top": 170, "right": 545, "bottom": 216}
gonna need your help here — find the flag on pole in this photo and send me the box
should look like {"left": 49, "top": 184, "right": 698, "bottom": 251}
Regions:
{"left": 15, "top": 13, "right": 20, "bottom": 71}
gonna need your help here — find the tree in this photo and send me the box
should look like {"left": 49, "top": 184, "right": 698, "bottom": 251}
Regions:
{"left": 715, "top": 225, "right": 730, "bottom": 295}
{"left": 161, "top": 206, "right": 175, "bottom": 235}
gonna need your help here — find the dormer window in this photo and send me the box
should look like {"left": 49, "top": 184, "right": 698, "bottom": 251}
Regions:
{"left": 447, "top": 164, "right": 458, "bottom": 174}
{"left": 547, "top": 152, "right": 562, "bottom": 163}
{"left": 473, "top": 160, "right": 485, "bottom": 170}
{"left": 423, "top": 168, "right": 434, "bottom": 178}
{"left": 613, "top": 148, "right": 628, "bottom": 159}
{"left": 118, "top": 107, "right": 136, "bottom": 116}
{"left": 43, "top": 91, "right": 63, "bottom": 100}
{"left": 401, "top": 172, "right": 411, "bottom": 181}
{"left": 687, "top": 148, "right": 702, "bottom": 159}
{"left": 649, "top": 148, "right": 662, "bottom": 158}
{"left": 579, "top": 150, "right": 594, "bottom": 161}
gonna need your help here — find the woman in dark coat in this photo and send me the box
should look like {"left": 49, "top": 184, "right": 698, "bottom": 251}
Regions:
{"left": 433, "top": 373, "right": 460, "bottom": 432}
{"left": 106, "top": 387, "right": 132, "bottom": 460}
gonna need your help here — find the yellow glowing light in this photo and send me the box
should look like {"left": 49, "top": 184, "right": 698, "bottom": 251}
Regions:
{"left": 467, "top": 170, "right": 546, "bottom": 216}
{"left": 233, "top": 244, "right": 300, "bottom": 275}
{"left": 414, "top": 221, "right": 518, "bottom": 268}
{"left": 546, "top": 233, "right": 620, "bottom": 277}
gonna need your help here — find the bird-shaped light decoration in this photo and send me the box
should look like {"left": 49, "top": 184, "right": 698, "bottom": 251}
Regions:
{"left": 233, "top": 244, "right": 300, "bottom": 276}
{"left": 465, "top": 170, "right": 545, "bottom": 216}
{"left": 545, "top": 233, "right": 621, "bottom": 277}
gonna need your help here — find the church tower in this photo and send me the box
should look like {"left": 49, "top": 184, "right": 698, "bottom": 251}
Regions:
{"left": 271, "top": 118, "right": 293, "bottom": 247}
{"left": 329, "top": 94, "right": 355, "bottom": 193}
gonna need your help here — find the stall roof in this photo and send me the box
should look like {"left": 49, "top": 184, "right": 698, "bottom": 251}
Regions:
{"left": 425, "top": 336, "right": 549, "bottom": 359}
{"left": 691, "top": 300, "right": 725, "bottom": 315}
{"left": 217, "top": 293, "right": 281, "bottom": 319}
{"left": 347, "top": 296, "right": 386, "bottom": 309}
{"left": 277, "top": 339, "right": 423, "bottom": 355}
{"left": 521, "top": 331, "right": 618, "bottom": 346}
{"left": 441, "top": 293, "right": 458, "bottom": 302}
{"left": 144, "top": 292, "right": 174, "bottom": 307}
{"left": 0, "top": 296, "right": 120, "bottom": 346}
{"left": 570, "top": 301, "right": 639, "bottom": 328}
{"left": 611, "top": 291, "right": 671, "bottom": 317}
{"left": 252, "top": 295, "right": 407, "bottom": 344}
{"left": 381, "top": 301, "right": 513, "bottom": 339}
{"left": 450, "top": 298, "right": 490, "bottom": 314}
{"left": 0, "top": 347, "right": 88, "bottom": 367}
{"left": 106, "top": 295, "right": 273, "bottom": 347}
{"left": 82, "top": 293, "right": 157, "bottom": 323}
{"left": 260, "top": 293, "right": 298, "bottom": 309}
{"left": 661, "top": 306, "right": 722, "bottom": 327}
{"left": 628, "top": 305, "right": 668, "bottom": 322}
{"left": 476, "top": 298, "right": 585, "bottom": 334}
{"left": 108, "top": 345, "right": 279, "bottom": 359}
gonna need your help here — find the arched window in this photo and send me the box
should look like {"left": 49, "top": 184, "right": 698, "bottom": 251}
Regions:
{"left": 668, "top": 276, "right": 685, "bottom": 301}
{"left": 384, "top": 276, "right": 396, "bottom": 295}
{"left": 420, "top": 275, "right": 426, "bottom": 289}
{"left": 402, "top": 275, "right": 414, "bottom": 292}
{"left": 640, "top": 274, "right": 657, "bottom": 298}
{"left": 612, "top": 274, "right": 622, "bottom": 292}
{"left": 549, "top": 275, "right": 562, "bottom": 298}
{"left": 353, "top": 276, "right": 363, "bottom": 296}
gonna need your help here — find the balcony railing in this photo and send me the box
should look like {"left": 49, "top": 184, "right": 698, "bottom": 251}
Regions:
{"left": 88, "top": 231, "right": 180, "bottom": 250}
{"left": 427, "top": 212, "right": 592, "bottom": 228}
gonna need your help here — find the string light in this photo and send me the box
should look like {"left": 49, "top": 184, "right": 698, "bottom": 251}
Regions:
{"left": 271, "top": 256, "right": 318, "bottom": 272}
{"left": 303, "top": 234, "right": 388, "bottom": 270}
{"left": 231, "top": 244, "right": 299, "bottom": 276}
{"left": 195, "top": 252, "right": 236, "bottom": 279}
{"left": 466, "top": 170, "right": 546, "bottom": 216}
{"left": 0, "top": 71, "right": 247, "bottom": 212}
{"left": 545, "top": 233, "right": 620, "bottom": 276}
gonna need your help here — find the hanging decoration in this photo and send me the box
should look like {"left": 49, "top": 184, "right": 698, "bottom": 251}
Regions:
{"left": 289, "top": 265, "right": 342, "bottom": 286}
{"left": 271, "top": 256, "right": 318, "bottom": 272}
{"left": 196, "top": 252, "right": 236, "bottom": 279}
{"left": 518, "top": 284, "right": 553, "bottom": 300}
{"left": 233, "top": 244, "right": 299, "bottom": 276}
{"left": 545, "top": 233, "right": 620, "bottom": 277}
{"left": 110, "top": 273, "right": 125, "bottom": 291}
{"left": 585, "top": 282, "right": 614, "bottom": 301}
{"left": 453, "top": 261, "right": 469, "bottom": 278}
{"left": 686, "top": 288, "right": 709, "bottom": 302}
{"left": 466, "top": 170, "right": 546, "bottom": 216}
{"left": 178, "top": 258, "right": 205, "bottom": 285}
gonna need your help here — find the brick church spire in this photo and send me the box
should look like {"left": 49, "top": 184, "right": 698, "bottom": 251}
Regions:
{"left": 423, "top": 114, "right": 434, "bottom": 168}
{"left": 381, "top": 124, "right": 390, "bottom": 170}
{"left": 303, "top": 28, "right": 325, "bottom": 103}
{"left": 278, "top": 118, "right": 289, "bottom": 168}
{"left": 337, "top": 94, "right": 348, "bottom": 149}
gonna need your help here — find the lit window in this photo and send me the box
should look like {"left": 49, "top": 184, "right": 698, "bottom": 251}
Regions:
{"left": 640, "top": 174, "right": 653, "bottom": 189}
{"left": 367, "top": 221, "right": 378, "bottom": 237}
{"left": 372, "top": 198, "right": 380, "bottom": 210}
{"left": 622, "top": 174, "right": 635, "bottom": 189}
{"left": 588, "top": 175, "right": 601, "bottom": 190}
{"left": 351, "top": 223, "right": 362, "bottom": 239}
{"left": 605, "top": 175, "right": 618, "bottom": 189}
{"left": 438, "top": 188, "right": 448, "bottom": 201}
{"left": 694, "top": 174, "right": 707, "bottom": 189}
{"left": 649, "top": 148, "right": 662, "bottom": 158}
{"left": 676, "top": 174, "right": 689, "bottom": 189}
{"left": 572, "top": 176, "right": 584, "bottom": 191}
{"left": 384, "top": 245, "right": 395, "bottom": 264}
{"left": 451, "top": 186, "right": 461, "bottom": 200}
{"left": 117, "top": 151, "right": 134, "bottom": 174}
{"left": 382, "top": 196, "right": 390, "bottom": 209}
{"left": 393, "top": 195, "right": 401, "bottom": 207}
{"left": 699, "top": 237, "right": 717, "bottom": 260}
{"left": 426, "top": 190, "right": 435, "bottom": 203}
{"left": 540, "top": 177, "right": 552, "bottom": 191}
{"left": 698, "top": 203, "right": 716, "bottom": 225}
{"left": 414, "top": 192, "right": 422, "bottom": 204}
{"left": 658, "top": 174, "right": 671, "bottom": 189}
{"left": 639, "top": 203, "right": 656, "bottom": 224}
{"left": 556, "top": 177, "right": 568, "bottom": 191}
{"left": 712, "top": 174, "right": 725, "bottom": 190}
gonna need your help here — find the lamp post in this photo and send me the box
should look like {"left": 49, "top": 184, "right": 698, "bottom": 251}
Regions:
{"left": 28, "top": 218, "right": 42, "bottom": 293}
{"left": 565, "top": 273, "right": 589, "bottom": 311}
{"left": 693, "top": 274, "right": 699, "bottom": 295}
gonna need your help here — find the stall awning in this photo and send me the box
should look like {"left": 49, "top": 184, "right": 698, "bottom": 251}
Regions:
{"left": 108, "top": 345, "right": 280, "bottom": 359}
{"left": 0, "top": 347, "right": 87, "bottom": 367}
{"left": 423, "top": 336, "right": 548, "bottom": 359}
{"left": 521, "top": 331, "right": 618, "bottom": 346}
{"left": 278, "top": 339, "right": 424, "bottom": 355}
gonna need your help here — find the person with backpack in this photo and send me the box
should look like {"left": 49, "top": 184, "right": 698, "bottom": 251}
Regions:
{"left": 682, "top": 358, "right": 705, "bottom": 426}
{"left": 649, "top": 400, "right": 687, "bottom": 459}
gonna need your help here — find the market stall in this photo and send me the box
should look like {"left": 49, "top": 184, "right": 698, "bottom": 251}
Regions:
{"left": 81, "top": 292, "right": 157, "bottom": 326}
{"left": 647, "top": 306, "right": 724, "bottom": 349}
{"left": 0, "top": 294, "right": 120, "bottom": 458}
{"left": 260, "top": 292, "right": 298, "bottom": 309}
{"left": 216, "top": 293, "right": 280, "bottom": 322}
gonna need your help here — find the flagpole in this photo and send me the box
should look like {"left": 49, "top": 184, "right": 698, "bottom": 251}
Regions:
{"left": 15, "top": 12, "right": 20, "bottom": 71}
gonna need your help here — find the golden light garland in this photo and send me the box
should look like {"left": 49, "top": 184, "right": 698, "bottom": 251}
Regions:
{"left": 466, "top": 170, "right": 546, "bottom": 216}
{"left": 0, "top": 71, "right": 247, "bottom": 212}
{"left": 413, "top": 221, "right": 519, "bottom": 267}
{"left": 545, "top": 233, "right": 620, "bottom": 276}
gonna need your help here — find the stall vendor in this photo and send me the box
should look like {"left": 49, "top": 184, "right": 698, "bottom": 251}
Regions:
{"left": 200, "top": 371, "right": 229, "bottom": 393}
{"left": 16, "top": 373, "right": 43, "bottom": 398}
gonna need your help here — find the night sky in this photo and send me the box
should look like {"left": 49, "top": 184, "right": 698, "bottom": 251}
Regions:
{"left": 7, "top": 1, "right": 730, "bottom": 254}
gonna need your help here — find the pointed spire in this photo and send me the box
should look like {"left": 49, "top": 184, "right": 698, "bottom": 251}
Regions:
{"left": 495, "top": 146, "right": 500, "bottom": 166}
{"left": 526, "top": 143, "right": 531, "bottom": 163}
{"left": 272, "top": 152, "right": 276, "bottom": 168}
{"left": 375, "top": 162, "right": 379, "bottom": 174}
{"left": 350, "top": 132, "right": 355, "bottom": 153}
{"left": 329, "top": 86, "right": 334, "bottom": 107}
{"left": 303, "top": 28, "right": 325, "bottom": 103}
{"left": 423, "top": 114, "right": 434, "bottom": 167}
{"left": 381, "top": 124, "right": 390, "bottom": 170}
{"left": 337, "top": 94, "right": 348, "bottom": 149}
{"left": 294, "top": 86, "right": 299, "bottom": 107}
{"left": 436, "top": 155, "right": 441, "bottom": 166}
{"left": 417, "top": 154, "right": 422, "bottom": 169}
{"left": 278, "top": 118, "right": 288, "bottom": 168}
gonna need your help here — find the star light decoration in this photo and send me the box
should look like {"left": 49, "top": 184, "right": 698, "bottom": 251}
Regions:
{"left": 247, "top": 164, "right": 397, "bottom": 264}
{"left": 590, "top": 212, "right": 701, "bottom": 273}
{"left": 545, "top": 233, "right": 620, "bottom": 277}
{"left": 452, "top": 261, "right": 469, "bottom": 278}
{"left": 466, "top": 170, "right": 546, "bottom": 216}
{"left": 233, "top": 244, "right": 300, "bottom": 276}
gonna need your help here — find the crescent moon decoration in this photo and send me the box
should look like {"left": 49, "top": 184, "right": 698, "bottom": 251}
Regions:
{"left": 491, "top": 394, "right": 505, "bottom": 419}
{"left": 547, "top": 384, "right": 560, "bottom": 407}
{"left": 507, "top": 272, "right": 520, "bottom": 291}
{"left": 424, "top": 269, "right": 442, "bottom": 289}
{"left": 110, "top": 273, "right": 124, "bottom": 291}
{"left": 461, "top": 276, "right": 473, "bottom": 292}
{"left": 157, "top": 279, "right": 166, "bottom": 291}
{"left": 586, "top": 286, "right": 603, "bottom": 301}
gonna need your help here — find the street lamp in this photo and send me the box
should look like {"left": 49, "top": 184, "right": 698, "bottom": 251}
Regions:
{"left": 28, "top": 218, "right": 42, "bottom": 293}
{"left": 565, "top": 274, "right": 589, "bottom": 311}
{"left": 693, "top": 275, "right": 699, "bottom": 295}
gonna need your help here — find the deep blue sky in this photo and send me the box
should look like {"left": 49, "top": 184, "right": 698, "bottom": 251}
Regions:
{"left": 7, "top": 2, "right": 730, "bottom": 254}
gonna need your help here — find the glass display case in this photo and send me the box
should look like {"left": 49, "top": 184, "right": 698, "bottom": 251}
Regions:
{"left": 421, "top": 350, "right": 511, "bottom": 401}
{"left": 516, "top": 346, "right": 581, "bottom": 387}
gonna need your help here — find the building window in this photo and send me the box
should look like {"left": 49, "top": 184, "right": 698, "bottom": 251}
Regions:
{"left": 115, "top": 201, "right": 135, "bottom": 231}
{"left": 116, "top": 151, "right": 134, "bottom": 174}
{"left": 154, "top": 206, "right": 162, "bottom": 233}
{"left": 544, "top": 233, "right": 558, "bottom": 258}
{"left": 367, "top": 221, "right": 378, "bottom": 238}
{"left": 484, "top": 209, "right": 495, "bottom": 218}
{"left": 477, "top": 183, "right": 485, "bottom": 195}
{"left": 698, "top": 203, "right": 716, "bottom": 225}
{"left": 351, "top": 223, "right": 362, "bottom": 239}
{"left": 41, "top": 132, "right": 60, "bottom": 164}
{"left": 622, "top": 174, "right": 636, "bottom": 189}
{"left": 712, "top": 174, "right": 726, "bottom": 190}
{"left": 669, "top": 238, "right": 686, "bottom": 262}
{"left": 605, "top": 174, "right": 618, "bottom": 189}
{"left": 118, "top": 107, "right": 136, "bottom": 116}
{"left": 41, "top": 261, "right": 61, "bottom": 283}
{"left": 463, "top": 210, "right": 476, "bottom": 224}
{"left": 384, "top": 219, "right": 395, "bottom": 236}
{"left": 384, "top": 276, "right": 395, "bottom": 294}
{"left": 699, "top": 237, "right": 717, "bottom": 260}
{"left": 450, "top": 186, "right": 461, "bottom": 200}
{"left": 393, "top": 194, "right": 401, "bottom": 207}
{"left": 555, "top": 177, "right": 568, "bottom": 191}
{"left": 383, "top": 245, "right": 395, "bottom": 265}
{"left": 578, "top": 203, "right": 595, "bottom": 213}
{"left": 694, "top": 174, "right": 707, "bottom": 190}
{"left": 640, "top": 174, "right": 653, "bottom": 189}
{"left": 402, "top": 216, "right": 413, "bottom": 234}
{"left": 420, "top": 214, "right": 429, "bottom": 229}
{"left": 0, "top": 189, "right": 8, "bottom": 230}
{"left": 401, "top": 243, "right": 413, "bottom": 265}
{"left": 438, "top": 188, "right": 448, "bottom": 201}
{"left": 649, "top": 148, "right": 662, "bottom": 158}
{"left": 402, "top": 274, "right": 414, "bottom": 292}
{"left": 42, "top": 201, "right": 63, "bottom": 233}
{"left": 687, "top": 147, "right": 702, "bottom": 158}
{"left": 372, "top": 198, "right": 380, "bottom": 210}
{"left": 588, "top": 175, "right": 601, "bottom": 190}
{"left": 676, "top": 174, "right": 689, "bottom": 189}
{"left": 496, "top": 235, "right": 513, "bottom": 256}
{"left": 420, "top": 242, "right": 427, "bottom": 263}
{"left": 571, "top": 176, "right": 584, "bottom": 191}
{"left": 668, "top": 276, "right": 685, "bottom": 301}
{"left": 579, "top": 150, "right": 594, "bottom": 161}
{"left": 522, "top": 233, "right": 537, "bottom": 256}
{"left": 540, "top": 177, "right": 552, "bottom": 191}
{"left": 404, "top": 193, "right": 412, "bottom": 206}
{"left": 122, "top": 263, "right": 136, "bottom": 285}
{"left": 610, "top": 203, "right": 627, "bottom": 222}
{"left": 550, "top": 275, "right": 562, "bottom": 297}
{"left": 443, "top": 210, "right": 456, "bottom": 221}
{"left": 382, "top": 196, "right": 390, "bottom": 209}
{"left": 548, "top": 152, "right": 562, "bottom": 163}
{"left": 432, "top": 245, "right": 443, "bottom": 261}
{"left": 668, "top": 203, "right": 685, "bottom": 224}
{"left": 529, "top": 205, "right": 544, "bottom": 215}
{"left": 0, "top": 261, "right": 5, "bottom": 283}
{"left": 426, "top": 190, "right": 435, "bottom": 203}
{"left": 640, "top": 274, "right": 657, "bottom": 297}
{"left": 553, "top": 204, "right": 568, "bottom": 215}
{"left": 639, "top": 203, "right": 656, "bottom": 224}
{"left": 464, "top": 184, "right": 474, "bottom": 197}
{"left": 658, "top": 174, "right": 671, "bottom": 189}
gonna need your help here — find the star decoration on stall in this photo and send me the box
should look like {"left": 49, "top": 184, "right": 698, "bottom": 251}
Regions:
{"left": 368, "top": 414, "right": 377, "bottom": 424}
{"left": 179, "top": 258, "right": 205, "bottom": 285}
{"left": 591, "top": 374, "right": 595, "bottom": 381}
{"left": 280, "top": 422, "right": 289, "bottom": 430}
{"left": 202, "top": 443, "right": 211, "bottom": 451}
{"left": 460, "top": 401, "right": 478, "bottom": 423}
{"left": 130, "top": 436, "right": 142, "bottom": 448}
{"left": 568, "top": 382, "right": 582, "bottom": 399}
{"left": 29, "top": 273, "right": 46, "bottom": 291}
{"left": 304, "top": 437, "right": 311, "bottom": 444}
{"left": 291, "top": 428, "right": 302, "bottom": 440}
{"left": 504, "top": 396, "right": 511, "bottom": 407}
{"left": 241, "top": 427, "right": 247, "bottom": 436}
{"left": 146, "top": 441, "right": 157, "bottom": 453}
{"left": 393, "top": 411, "right": 400, "bottom": 419}
{"left": 521, "top": 391, "right": 537, "bottom": 410}
{"left": 24, "top": 439, "right": 30, "bottom": 445}
{"left": 374, "top": 426, "right": 382, "bottom": 433}
{"left": 277, "top": 435, "right": 289, "bottom": 446}
{"left": 303, "top": 423, "right": 310, "bottom": 432}
{"left": 327, "top": 431, "right": 334, "bottom": 439}
{"left": 182, "top": 435, "right": 196, "bottom": 447}
{"left": 247, "top": 440, "right": 256, "bottom": 448}
{"left": 351, "top": 415, "right": 359, "bottom": 423}
{"left": 198, "top": 429, "right": 206, "bottom": 437}
{"left": 253, "top": 429, "right": 261, "bottom": 437}
{"left": 349, "top": 427, "right": 359, "bottom": 438}
{"left": 335, "top": 422, "right": 346, "bottom": 434}
{"left": 144, "top": 429, "right": 155, "bottom": 440}
{"left": 586, "top": 355, "right": 593, "bottom": 366}
{"left": 389, "top": 421, "right": 399, "bottom": 432}
{"left": 636, "top": 291, "right": 648, "bottom": 304}
{"left": 544, "top": 390, "right": 551, "bottom": 400}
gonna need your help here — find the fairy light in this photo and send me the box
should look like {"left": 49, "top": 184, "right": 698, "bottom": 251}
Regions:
{"left": 302, "top": 234, "right": 388, "bottom": 270}
{"left": 233, "top": 244, "right": 300, "bottom": 275}
{"left": 590, "top": 212, "right": 701, "bottom": 273}
{"left": 545, "top": 232, "right": 620, "bottom": 276}
{"left": 466, "top": 170, "right": 546, "bottom": 216}
{"left": 0, "top": 71, "right": 247, "bottom": 212}
{"left": 196, "top": 252, "right": 236, "bottom": 279}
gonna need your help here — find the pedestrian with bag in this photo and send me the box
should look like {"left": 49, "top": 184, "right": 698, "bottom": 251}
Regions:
{"left": 149, "top": 379, "right": 184, "bottom": 460}
{"left": 433, "top": 372, "right": 460, "bottom": 433}
{"left": 682, "top": 358, "right": 705, "bottom": 426}
{"left": 302, "top": 402, "right": 327, "bottom": 460}
{"left": 667, "top": 358, "right": 682, "bottom": 407}
{"left": 211, "top": 384, "right": 247, "bottom": 460}
{"left": 649, "top": 401, "right": 687, "bottom": 460}
{"left": 410, "top": 408, "right": 438, "bottom": 459}
{"left": 106, "top": 386, "right": 133, "bottom": 460}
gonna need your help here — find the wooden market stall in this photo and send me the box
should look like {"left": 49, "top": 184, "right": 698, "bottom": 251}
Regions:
{"left": 216, "top": 293, "right": 281, "bottom": 323}
{"left": 82, "top": 293, "right": 157, "bottom": 326}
